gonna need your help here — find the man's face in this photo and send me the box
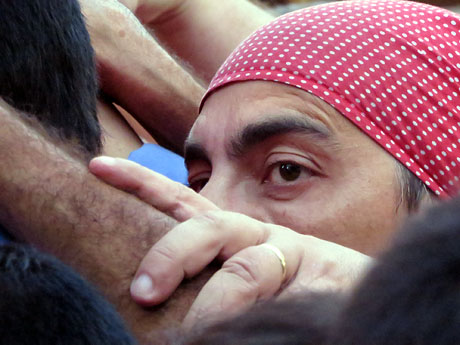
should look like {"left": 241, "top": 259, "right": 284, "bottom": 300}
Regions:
{"left": 185, "top": 81, "right": 408, "bottom": 254}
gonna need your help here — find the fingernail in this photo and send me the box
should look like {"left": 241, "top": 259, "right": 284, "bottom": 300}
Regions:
{"left": 131, "top": 274, "right": 154, "bottom": 297}
{"left": 95, "top": 156, "right": 116, "bottom": 166}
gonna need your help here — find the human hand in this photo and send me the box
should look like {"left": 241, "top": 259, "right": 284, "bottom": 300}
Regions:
{"left": 89, "top": 157, "right": 372, "bottom": 327}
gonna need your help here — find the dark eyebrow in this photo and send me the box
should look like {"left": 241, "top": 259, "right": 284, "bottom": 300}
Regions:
{"left": 184, "top": 141, "right": 210, "bottom": 168}
{"left": 230, "top": 115, "right": 333, "bottom": 157}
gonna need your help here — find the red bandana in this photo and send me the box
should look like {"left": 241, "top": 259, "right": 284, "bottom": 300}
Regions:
{"left": 202, "top": 0, "right": 460, "bottom": 198}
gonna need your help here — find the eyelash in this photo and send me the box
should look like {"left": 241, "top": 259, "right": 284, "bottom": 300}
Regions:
{"left": 188, "top": 173, "right": 210, "bottom": 193}
{"left": 263, "top": 160, "right": 315, "bottom": 185}
{"left": 188, "top": 155, "right": 318, "bottom": 194}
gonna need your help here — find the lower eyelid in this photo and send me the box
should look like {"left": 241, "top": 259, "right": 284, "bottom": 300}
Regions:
{"left": 262, "top": 179, "right": 312, "bottom": 200}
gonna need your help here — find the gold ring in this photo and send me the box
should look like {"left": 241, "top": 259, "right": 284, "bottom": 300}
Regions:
{"left": 260, "top": 243, "right": 287, "bottom": 282}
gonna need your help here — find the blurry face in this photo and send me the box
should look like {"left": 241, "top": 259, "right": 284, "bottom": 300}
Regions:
{"left": 186, "top": 81, "right": 408, "bottom": 254}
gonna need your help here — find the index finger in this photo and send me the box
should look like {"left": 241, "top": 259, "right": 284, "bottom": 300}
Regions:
{"left": 89, "top": 156, "right": 218, "bottom": 221}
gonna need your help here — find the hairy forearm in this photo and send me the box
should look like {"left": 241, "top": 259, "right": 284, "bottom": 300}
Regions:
{"left": 84, "top": 2, "right": 205, "bottom": 153}
{"left": 0, "top": 101, "right": 210, "bottom": 343}
{"left": 146, "top": 0, "right": 275, "bottom": 83}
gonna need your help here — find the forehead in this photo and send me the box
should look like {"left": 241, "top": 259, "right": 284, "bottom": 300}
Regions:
{"left": 191, "top": 81, "right": 356, "bottom": 141}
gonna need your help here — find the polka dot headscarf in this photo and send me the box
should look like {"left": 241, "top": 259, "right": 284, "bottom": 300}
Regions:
{"left": 202, "top": 0, "right": 460, "bottom": 198}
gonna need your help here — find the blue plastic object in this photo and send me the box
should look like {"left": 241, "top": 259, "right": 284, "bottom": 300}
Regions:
{"left": 128, "top": 143, "right": 189, "bottom": 185}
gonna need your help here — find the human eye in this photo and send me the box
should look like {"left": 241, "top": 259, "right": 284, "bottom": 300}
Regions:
{"left": 187, "top": 162, "right": 211, "bottom": 193}
{"left": 262, "top": 152, "right": 319, "bottom": 199}
{"left": 188, "top": 175, "right": 210, "bottom": 193}
{"left": 264, "top": 161, "right": 314, "bottom": 185}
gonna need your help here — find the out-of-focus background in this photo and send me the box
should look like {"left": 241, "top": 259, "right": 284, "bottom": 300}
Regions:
{"left": 256, "top": 0, "right": 460, "bottom": 15}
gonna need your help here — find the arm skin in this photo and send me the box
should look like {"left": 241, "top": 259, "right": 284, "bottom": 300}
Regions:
{"left": 81, "top": 0, "right": 206, "bottom": 154}
{"left": 82, "top": 0, "right": 273, "bottom": 154}
{"left": 133, "top": 0, "right": 276, "bottom": 83}
{"left": 0, "top": 101, "right": 214, "bottom": 344}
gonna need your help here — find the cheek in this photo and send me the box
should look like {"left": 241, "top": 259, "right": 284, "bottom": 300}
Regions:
{"left": 261, "top": 198, "right": 329, "bottom": 236}
{"left": 317, "top": 194, "right": 402, "bottom": 255}
{"left": 262, "top": 190, "right": 402, "bottom": 255}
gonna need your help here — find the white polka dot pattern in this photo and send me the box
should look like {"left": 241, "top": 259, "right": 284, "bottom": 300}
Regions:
{"left": 202, "top": 0, "right": 460, "bottom": 198}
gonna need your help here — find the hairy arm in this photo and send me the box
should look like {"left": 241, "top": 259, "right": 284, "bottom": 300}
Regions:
{"left": 81, "top": 0, "right": 205, "bottom": 154}
{"left": 133, "top": 0, "right": 276, "bottom": 83}
{"left": 0, "top": 101, "right": 212, "bottom": 344}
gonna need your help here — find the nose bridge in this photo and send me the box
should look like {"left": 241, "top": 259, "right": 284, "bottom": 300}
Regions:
{"left": 200, "top": 173, "right": 272, "bottom": 223}
{"left": 200, "top": 175, "right": 236, "bottom": 211}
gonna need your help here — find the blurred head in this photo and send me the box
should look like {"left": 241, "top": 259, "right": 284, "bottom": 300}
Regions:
{"left": 0, "top": 244, "right": 136, "bottom": 345}
{"left": 333, "top": 196, "right": 460, "bottom": 345}
{"left": 180, "top": 291, "right": 343, "bottom": 345}
{"left": 186, "top": 0, "right": 460, "bottom": 254}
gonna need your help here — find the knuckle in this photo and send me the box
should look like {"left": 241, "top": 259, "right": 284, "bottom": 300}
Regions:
{"left": 193, "top": 210, "right": 226, "bottom": 227}
{"left": 152, "top": 245, "right": 179, "bottom": 267}
{"left": 165, "top": 182, "right": 187, "bottom": 215}
{"left": 266, "top": 224, "right": 305, "bottom": 244}
{"left": 220, "top": 255, "right": 260, "bottom": 297}
{"left": 190, "top": 210, "right": 235, "bottom": 247}
{"left": 167, "top": 182, "right": 212, "bottom": 220}
{"left": 143, "top": 244, "right": 185, "bottom": 282}
{"left": 173, "top": 219, "right": 223, "bottom": 253}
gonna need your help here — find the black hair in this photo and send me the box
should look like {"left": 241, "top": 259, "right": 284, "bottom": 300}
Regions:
{"left": 0, "top": 243, "right": 136, "bottom": 345}
{"left": 176, "top": 292, "right": 343, "bottom": 345}
{"left": 0, "top": 0, "right": 101, "bottom": 156}
{"left": 396, "top": 162, "right": 433, "bottom": 212}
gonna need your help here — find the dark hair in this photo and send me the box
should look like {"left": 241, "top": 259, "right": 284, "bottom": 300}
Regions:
{"left": 0, "top": 0, "right": 101, "bottom": 156}
{"left": 396, "top": 162, "right": 433, "bottom": 212}
{"left": 333, "top": 196, "right": 460, "bottom": 345}
{"left": 0, "top": 243, "right": 136, "bottom": 345}
{"left": 175, "top": 292, "right": 343, "bottom": 345}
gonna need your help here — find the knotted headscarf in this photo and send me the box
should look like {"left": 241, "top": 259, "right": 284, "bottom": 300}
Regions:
{"left": 202, "top": 0, "right": 460, "bottom": 198}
